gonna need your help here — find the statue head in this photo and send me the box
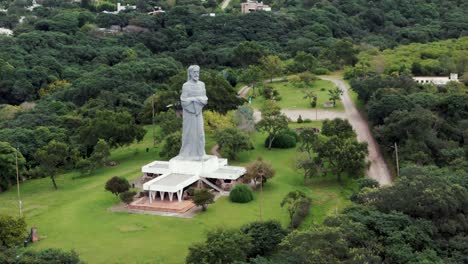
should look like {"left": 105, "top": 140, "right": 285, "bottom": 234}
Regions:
{"left": 187, "top": 65, "right": 200, "bottom": 82}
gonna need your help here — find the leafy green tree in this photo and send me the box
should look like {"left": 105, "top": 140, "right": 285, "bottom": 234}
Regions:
{"left": 244, "top": 157, "right": 275, "bottom": 188}
{"left": 289, "top": 51, "right": 317, "bottom": 73}
{"left": 233, "top": 41, "right": 266, "bottom": 66}
{"left": 298, "top": 128, "right": 319, "bottom": 159}
{"left": 203, "top": 110, "right": 234, "bottom": 134}
{"left": 327, "top": 87, "right": 343, "bottom": 107}
{"left": 280, "top": 190, "right": 311, "bottom": 229}
{"left": 279, "top": 226, "right": 379, "bottom": 263}
{"left": 316, "top": 136, "right": 368, "bottom": 182}
{"left": 0, "top": 142, "right": 25, "bottom": 191}
{"left": 241, "top": 220, "right": 287, "bottom": 258}
{"left": 186, "top": 229, "right": 252, "bottom": 264}
{"left": 105, "top": 176, "right": 130, "bottom": 197}
{"left": 214, "top": 128, "right": 253, "bottom": 160}
{"left": 260, "top": 55, "right": 284, "bottom": 82}
{"left": 89, "top": 139, "right": 110, "bottom": 167}
{"left": 34, "top": 140, "right": 77, "bottom": 190}
{"left": 192, "top": 188, "right": 214, "bottom": 211}
{"left": 0, "top": 214, "right": 27, "bottom": 248}
{"left": 78, "top": 110, "right": 145, "bottom": 152}
{"left": 159, "top": 132, "right": 182, "bottom": 159}
{"left": 156, "top": 109, "right": 182, "bottom": 135}
{"left": 239, "top": 65, "right": 263, "bottom": 96}
{"left": 257, "top": 101, "right": 289, "bottom": 150}
{"left": 321, "top": 118, "right": 355, "bottom": 139}
{"left": 303, "top": 90, "right": 317, "bottom": 108}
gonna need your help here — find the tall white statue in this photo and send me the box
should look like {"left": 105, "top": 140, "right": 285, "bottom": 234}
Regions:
{"left": 178, "top": 65, "right": 208, "bottom": 160}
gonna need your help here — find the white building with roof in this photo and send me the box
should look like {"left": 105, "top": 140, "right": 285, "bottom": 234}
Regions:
{"left": 241, "top": 0, "right": 271, "bottom": 14}
{"left": 413, "top": 73, "right": 459, "bottom": 86}
{"left": 142, "top": 155, "right": 245, "bottom": 203}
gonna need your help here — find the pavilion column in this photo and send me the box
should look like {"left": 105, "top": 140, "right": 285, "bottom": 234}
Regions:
{"left": 176, "top": 190, "right": 182, "bottom": 202}
{"left": 169, "top": 192, "right": 174, "bottom": 202}
{"left": 160, "top": 191, "right": 165, "bottom": 201}
{"left": 149, "top": 191, "right": 153, "bottom": 203}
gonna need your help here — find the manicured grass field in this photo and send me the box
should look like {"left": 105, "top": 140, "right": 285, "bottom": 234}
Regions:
{"left": 249, "top": 79, "right": 344, "bottom": 111}
{"left": 0, "top": 124, "right": 354, "bottom": 264}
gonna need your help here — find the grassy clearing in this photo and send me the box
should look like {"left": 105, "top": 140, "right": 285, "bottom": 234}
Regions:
{"left": 0, "top": 124, "right": 354, "bottom": 264}
{"left": 249, "top": 79, "right": 344, "bottom": 111}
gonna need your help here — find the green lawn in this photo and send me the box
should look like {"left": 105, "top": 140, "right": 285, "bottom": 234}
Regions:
{"left": 0, "top": 125, "right": 354, "bottom": 264}
{"left": 249, "top": 79, "right": 344, "bottom": 111}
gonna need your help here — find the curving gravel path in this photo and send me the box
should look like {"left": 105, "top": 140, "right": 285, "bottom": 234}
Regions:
{"left": 321, "top": 76, "right": 393, "bottom": 185}
{"left": 237, "top": 76, "right": 393, "bottom": 185}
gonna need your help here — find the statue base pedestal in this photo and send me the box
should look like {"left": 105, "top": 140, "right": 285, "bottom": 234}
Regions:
{"left": 169, "top": 155, "right": 219, "bottom": 175}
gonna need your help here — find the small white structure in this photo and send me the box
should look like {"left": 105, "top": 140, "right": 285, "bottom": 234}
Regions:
{"left": 142, "top": 155, "right": 245, "bottom": 203}
{"left": 241, "top": 0, "right": 271, "bottom": 14}
{"left": 26, "top": 0, "right": 41, "bottom": 11}
{"left": 0, "top": 27, "right": 13, "bottom": 36}
{"left": 413, "top": 73, "right": 459, "bottom": 86}
{"left": 148, "top": 6, "right": 165, "bottom": 15}
{"left": 103, "top": 3, "right": 136, "bottom": 14}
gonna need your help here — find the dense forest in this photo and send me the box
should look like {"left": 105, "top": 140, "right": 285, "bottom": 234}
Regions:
{"left": 0, "top": 0, "right": 467, "bottom": 263}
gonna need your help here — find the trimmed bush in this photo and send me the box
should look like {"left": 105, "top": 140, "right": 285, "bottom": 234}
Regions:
{"left": 229, "top": 184, "right": 254, "bottom": 203}
{"left": 264, "top": 129, "right": 297, "bottom": 149}
{"left": 105, "top": 176, "right": 130, "bottom": 197}
{"left": 119, "top": 191, "right": 136, "bottom": 205}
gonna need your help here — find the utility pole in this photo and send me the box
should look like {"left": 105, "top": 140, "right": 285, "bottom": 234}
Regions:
{"left": 394, "top": 142, "right": 400, "bottom": 177}
{"left": 152, "top": 94, "right": 156, "bottom": 148}
{"left": 315, "top": 105, "right": 318, "bottom": 121}
{"left": 259, "top": 172, "right": 263, "bottom": 221}
{"left": 15, "top": 147, "right": 22, "bottom": 217}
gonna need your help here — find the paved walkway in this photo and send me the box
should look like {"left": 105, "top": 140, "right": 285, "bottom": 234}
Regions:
{"left": 240, "top": 76, "right": 393, "bottom": 185}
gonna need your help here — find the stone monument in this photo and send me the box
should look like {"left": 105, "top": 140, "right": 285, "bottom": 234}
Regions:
{"left": 169, "top": 65, "right": 218, "bottom": 173}
{"left": 141, "top": 65, "right": 245, "bottom": 205}
{"left": 178, "top": 65, "right": 208, "bottom": 160}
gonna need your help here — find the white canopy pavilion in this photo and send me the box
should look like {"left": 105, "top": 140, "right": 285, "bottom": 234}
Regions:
{"left": 141, "top": 156, "right": 246, "bottom": 203}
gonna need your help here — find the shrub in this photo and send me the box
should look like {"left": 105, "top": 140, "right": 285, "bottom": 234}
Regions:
{"left": 229, "top": 184, "right": 254, "bottom": 203}
{"left": 0, "top": 248, "right": 82, "bottom": 263}
{"left": 24, "top": 166, "right": 46, "bottom": 179}
{"left": 105, "top": 176, "right": 130, "bottom": 197}
{"left": 357, "top": 178, "right": 380, "bottom": 190}
{"left": 314, "top": 67, "right": 329, "bottom": 75}
{"left": 193, "top": 188, "right": 215, "bottom": 211}
{"left": 119, "top": 191, "right": 136, "bottom": 205}
{"left": 0, "top": 214, "right": 27, "bottom": 248}
{"left": 264, "top": 129, "right": 297, "bottom": 149}
{"left": 297, "top": 115, "right": 303, "bottom": 123}
{"left": 291, "top": 198, "right": 311, "bottom": 229}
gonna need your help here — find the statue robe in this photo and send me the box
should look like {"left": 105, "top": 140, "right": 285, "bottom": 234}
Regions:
{"left": 178, "top": 81, "right": 208, "bottom": 160}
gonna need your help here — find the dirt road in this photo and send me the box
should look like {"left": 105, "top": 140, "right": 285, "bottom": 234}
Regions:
{"left": 321, "top": 77, "right": 393, "bottom": 185}
{"left": 237, "top": 76, "right": 393, "bottom": 185}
